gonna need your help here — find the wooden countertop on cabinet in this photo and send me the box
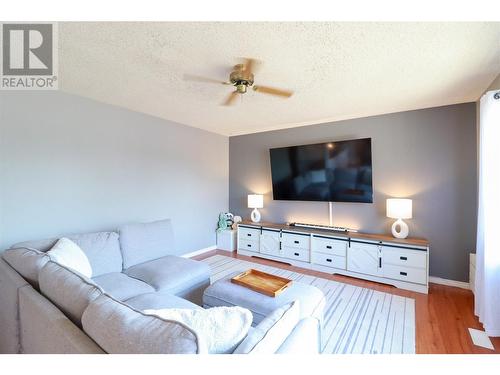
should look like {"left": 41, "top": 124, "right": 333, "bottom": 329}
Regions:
{"left": 238, "top": 220, "right": 429, "bottom": 247}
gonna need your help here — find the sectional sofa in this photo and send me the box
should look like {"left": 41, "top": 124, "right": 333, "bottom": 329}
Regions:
{"left": 0, "top": 219, "right": 321, "bottom": 354}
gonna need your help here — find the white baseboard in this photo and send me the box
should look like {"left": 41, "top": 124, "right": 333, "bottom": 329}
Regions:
{"left": 429, "top": 276, "right": 470, "bottom": 290}
{"left": 181, "top": 245, "right": 217, "bottom": 258}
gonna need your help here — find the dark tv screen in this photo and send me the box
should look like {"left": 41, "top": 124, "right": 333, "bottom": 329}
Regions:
{"left": 269, "top": 138, "right": 373, "bottom": 203}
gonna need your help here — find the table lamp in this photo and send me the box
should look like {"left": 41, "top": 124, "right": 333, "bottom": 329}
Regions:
{"left": 248, "top": 194, "right": 264, "bottom": 223}
{"left": 386, "top": 198, "right": 412, "bottom": 239}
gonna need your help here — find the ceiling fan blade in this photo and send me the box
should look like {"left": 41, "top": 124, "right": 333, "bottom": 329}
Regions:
{"left": 253, "top": 85, "right": 293, "bottom": 98}
{"left": 183, "top": 74, "right": 230, "bottom": 85}
{"left": 241, "top": 57, "right": 260, "bottom": 77}
{"left": 222, "top": 91, "right": 239, "bottom": 106}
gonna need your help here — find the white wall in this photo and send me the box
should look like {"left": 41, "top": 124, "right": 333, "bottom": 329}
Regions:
{"left": 0, "top": 91, "right": 229, "bottom": 254}
{"left": 486, "top": 72, "right": 500, "bottom": 91}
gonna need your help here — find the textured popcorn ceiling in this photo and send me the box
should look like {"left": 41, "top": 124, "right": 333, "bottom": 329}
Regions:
{"left": 59, "top": 22, "right": 500, "bottom": 136}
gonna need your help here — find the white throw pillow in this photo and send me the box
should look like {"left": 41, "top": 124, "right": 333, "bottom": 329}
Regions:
{"left": 47, "top": 237, "right": 93, "bottom": 278}
{"left": 144, "top": 306, "right": 253, "bottom": 354}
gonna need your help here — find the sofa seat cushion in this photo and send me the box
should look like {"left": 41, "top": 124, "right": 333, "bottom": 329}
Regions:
{"left": 125, "top": 256, "right": 211, "bottom": 295}
{"left": 81, "top": 293, "right": 205, "bottom": 354}
{"left": 119, "top": 219, "right": 175, "bottom": 269}
{"left": 92, "top": 273, "right": 155, "bottom": 301}
{"left": 125, "top": 292, "right": 202, "bottom": 311}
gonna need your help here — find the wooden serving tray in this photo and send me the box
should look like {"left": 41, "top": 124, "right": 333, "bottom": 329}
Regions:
{"left": 231, "top": 269, "right": 292, "bottom": 297}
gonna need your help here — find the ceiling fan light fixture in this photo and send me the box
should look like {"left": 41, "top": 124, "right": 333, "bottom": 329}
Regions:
{"left": 184, "top": 57, "right": 294, "bottom": 106}
{"left": 236, "top": 84, "right": 247, "bottom": 94}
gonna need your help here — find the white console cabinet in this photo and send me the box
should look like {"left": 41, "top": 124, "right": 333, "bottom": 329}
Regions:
{"left": 237, "top": 222, "right": 429, "bottom": 294}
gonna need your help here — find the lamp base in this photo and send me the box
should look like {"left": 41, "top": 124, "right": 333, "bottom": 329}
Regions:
{"left": 250, "top": 208, "right": 261, "bottom": 223}
{"left": 391, "top": 218, "right": 409, "bottom": 239}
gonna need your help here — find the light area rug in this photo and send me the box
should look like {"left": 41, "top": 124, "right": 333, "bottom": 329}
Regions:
{"left": 201, "top": 254, "right": 416, "bottom": 354}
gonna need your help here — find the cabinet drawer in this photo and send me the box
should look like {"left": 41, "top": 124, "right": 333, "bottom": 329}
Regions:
{"left": 312, "top": 237, "right": 347, "bottom": 257}
{"left": 382, "top": 246, "right": 427, "bottom": 269}
{"left": 282, "top": 246, "right": 309, "bottom": 262}
{"left": 238, "top": 239, "right": 259, "bottom": 253}
{"left": 238, "top": 227, "right": 260, "bottom": 241}
{"left": 383, "top": 264, "right": 427, "bottom": 285}
{"left": 281, "top": 232, "right": 309, "bottom": 249}
{"left": 311, "top": 252, "right": 346, "bottom": 269}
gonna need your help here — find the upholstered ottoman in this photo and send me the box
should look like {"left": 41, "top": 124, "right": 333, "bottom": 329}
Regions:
{"left": 202, "top": 273, "right": 325, "bottom": 326}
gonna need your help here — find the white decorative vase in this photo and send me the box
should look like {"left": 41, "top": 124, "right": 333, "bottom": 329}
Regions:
{"left": 250, "top": 208, "right": 261, "bottom": 223}
{"left": 391, "top": 218, "right": 409, "bottom": 239}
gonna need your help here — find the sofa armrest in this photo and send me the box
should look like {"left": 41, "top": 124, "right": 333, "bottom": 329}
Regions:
{"left": 275, "top": 317, "right": 320, "bottom": 354}
{"left": 18, "top": 285, "right": 105, "bottom": 353}
{"left": 0, "top": 257, "right": 29, "bottom": 353}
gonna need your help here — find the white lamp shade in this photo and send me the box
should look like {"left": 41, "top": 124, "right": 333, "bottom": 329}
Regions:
{"left": 247, "top": 194, "right": 264, "bottom": 209}
{"left": 386, "top": 198, "right": 412, "bottom": 219}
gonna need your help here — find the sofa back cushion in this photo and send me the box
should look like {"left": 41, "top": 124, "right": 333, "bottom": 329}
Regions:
{"left": 1, "top": 247, "right": 50, "bottom": 289}
{"left": 67, "top": 232, "right": 122, "bottom": 276}
{"left": 10, "top": 238, "right": 58, "bottom": 253}
{"left": 38, "top": 261, "right": 103, "bottom": 327}
{"left": 119, "top": 219, "right": 175, "bottom": 269}
{"left": 82, "top": 293, "right": 204, "bottom": 354}
{"left": 233, "top": 301, "right": 300, "bottom": 354}
{"left": 10, "top": 231, "right": 123, "bottom": 277}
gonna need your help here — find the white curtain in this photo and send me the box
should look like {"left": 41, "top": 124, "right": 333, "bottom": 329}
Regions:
{"left": 475, "top": 90, "right": 500, "bottom": 336}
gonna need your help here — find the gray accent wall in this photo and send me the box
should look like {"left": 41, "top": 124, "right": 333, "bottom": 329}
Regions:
{"left": 229, "top": 103, "right": 477, "bottom": 282}
{"left": 0, "top": 91, "right": 228, "bottom": 254}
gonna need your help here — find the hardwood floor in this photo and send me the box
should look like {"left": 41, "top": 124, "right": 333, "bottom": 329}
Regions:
{"left": 193, "top": 250, "right": 500, "bottom": 354}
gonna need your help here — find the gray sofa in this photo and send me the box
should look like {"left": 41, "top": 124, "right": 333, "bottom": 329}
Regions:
{"left": 0, "top": 219, "right": 320, "bottom": 354}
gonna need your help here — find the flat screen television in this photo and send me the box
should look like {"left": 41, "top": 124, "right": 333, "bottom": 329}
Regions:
{"left": 269, "top": 138, "right": 373, "bottom": 203}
